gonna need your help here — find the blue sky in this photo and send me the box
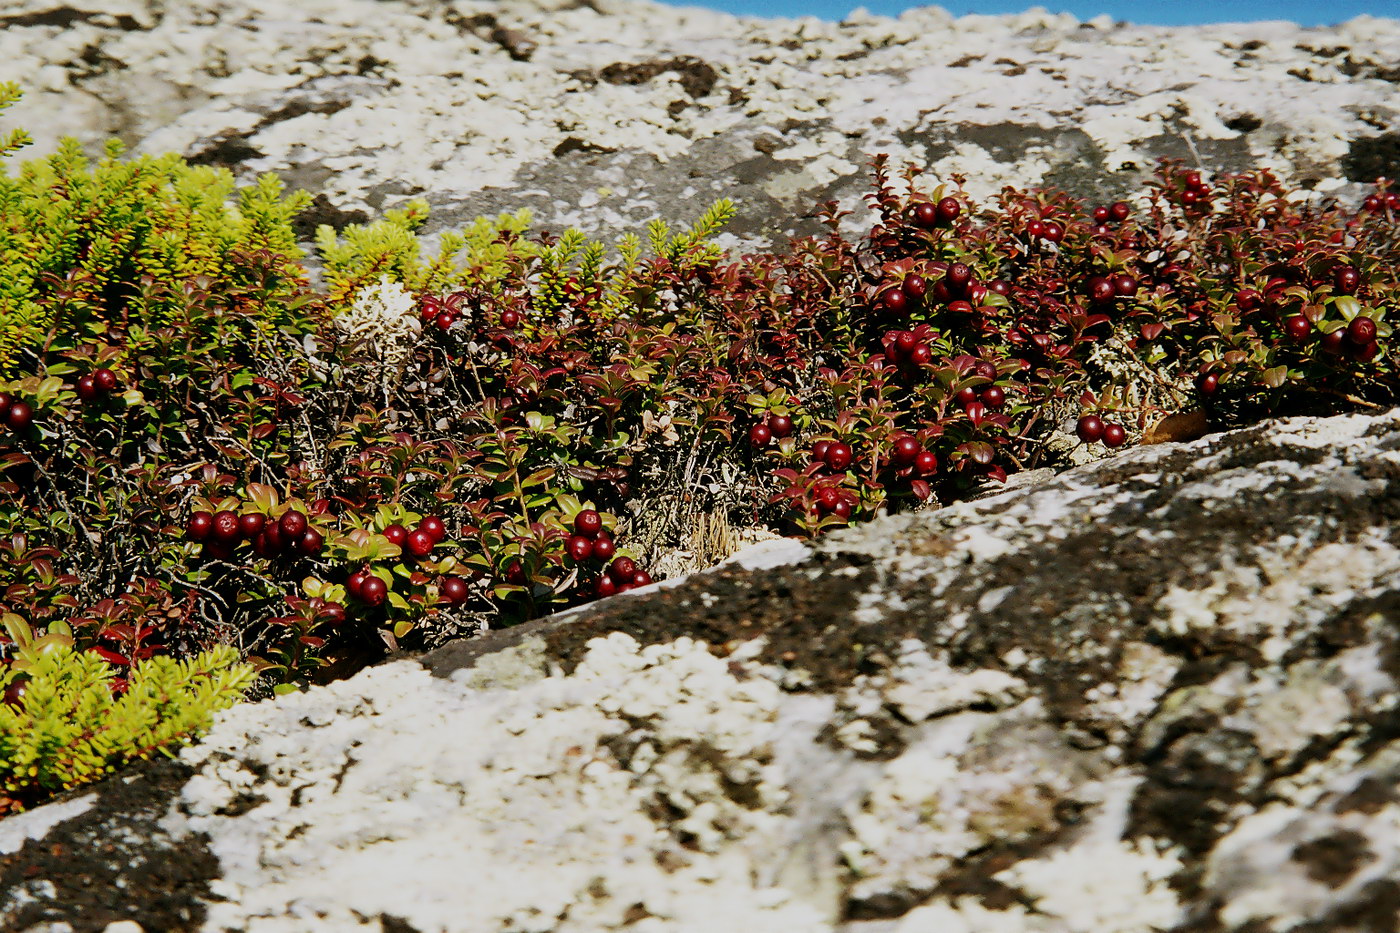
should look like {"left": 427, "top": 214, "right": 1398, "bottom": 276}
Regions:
{"left": 656, "top": 0, "right": 1397, "bottom": 26}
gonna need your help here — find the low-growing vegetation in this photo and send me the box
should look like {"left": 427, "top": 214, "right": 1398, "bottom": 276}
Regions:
{"left": 1, "top": 78, "right": 1396, "bottom": 813}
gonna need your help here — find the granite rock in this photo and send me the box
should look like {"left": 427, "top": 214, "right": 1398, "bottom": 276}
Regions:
{"left": 4, "top": 405, "right": 1400, "bottom": 932}
{"left": 4, "top": 0, "right": 1400, "bottom": 261}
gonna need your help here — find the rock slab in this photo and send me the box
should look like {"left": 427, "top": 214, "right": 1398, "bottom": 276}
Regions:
{"left": 3, "top": 406, "right": 1400, "bottom": 932}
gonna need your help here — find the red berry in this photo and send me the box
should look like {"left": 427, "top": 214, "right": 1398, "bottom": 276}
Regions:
{"left": 1102, "top": 423, "right": 1127, "bottom": 448}
{"left": 1185, "top": 170, "right": 1204, "bottom": 189}
{"left": 1334, "top": 267, "right": 1360, "bottom": 294}
{"left": 1321, "top": 330, "right": 1346, "bottom": 354}
{"left": 767, "top": 414, "right": 794, "bottom": 438}
{"left": 211, "top": 510, "right": 242, "bottom": 543}
{"left": 405, "top": 529, "right": 435, "bottom": 558}
{"left": 76, "top": 374, "right": 97, "bottom": 401}
{"left": 4, "top": 675, "right": 29, "bottom": 708}
{"left": 595, "top": 576, "right": 617, "bottom": 598}
{"left": 955, "top": 386, "right": 979, "bottom": 407}
{"left": 1114, "top": 274, "right": 1138, "bottom": 297}
{"left": 186, "top": 511, "right": 214, "bottom": 541}
{"left": 279, "top": 510, "right": 308, "bottom": 539}
{"left": 816, "top": 487, "right": 841, "bottom": 514}
{"left": 567, "top": 534, "right": 594, "bottom": 562}
{"left": 504, "top": 560, "right": 527, "bottom": 585}
{"left": 1092, "top": 205, "right": 1110, "bottom": 223}
{"left": 891, "top": 434, "right": 920, "bottom": 467}
{"left": 811, "top": 441, "right": 831, "bottom": 465}
{"left": 0, "top": 394, "right": 11, "bottom": 420}
{"left": 911, "top": 202, "right": 939, "bottom": 229}
{"left": 946, "top": 263, "right": 971, "bottom": 290}
{"left": 347, "top": 569, "right": 369, "bottom": 600}
{"left": 592, "top": 533, "right": 616, "bottom": 561}
{"left": 435, "top": 312, "right": 455, "bottom": 331}
{"left": 894, "top": 331, "right": 919, "bottom": 357}
{"left": 360, "top": 576, "right": 388, "bottom": 607}
{"left": 609, "top": 557, "right": 637, "bottom": 582}
{"left": 574, "top": 509, "right": 603, "bottom": 537}
{"left": 1042, "top": 221, "right": 1064, "bottom": 243}
{"left": 936, "top": 196, "right": 961, "bottom": 223}
{"left": 1363, "top": 194, "right": 1382, "bottom": 212}
{"left": 981, "top": 385, "right": 1006, "bottom": 409}
{"left": 92, "top": 368, "right": 118, "bottom": 392}
{"left": 1088, "top": 276, "right": 1116, "bottom": 304}
{"left": 988, "top": 279, "right": 1011, "bottom": 297}
{"left": 1076, "top": 415, "right": 1105, "bottom": 444}
{"left": 632, "top": 570, "right": 653, "bottom": 587}
{"left": 1347, "top": 316, "right": 1378, "bottom": 345}
{"left": 1284, "top": 315, "right": 1312, "bottom": 341}
{"left": 1109, "top": 201, "right": 1131, "bottom": 222}
{"left": 882, "top": 287, "right": 909, "bottom": 313}
{"left": 914, "top": 450, "right": 938, "bottom": 476}
{"left": 300, "top": 528, "right": 324, "bottom": 557}
{"left": 1236, "top": 289, "right": 1262, "bottom": 312}
{"left": 419, "top": 516, "right": 447, "bottom": 543}
{"left": 383, "top": 524, "right": 409, "bottom": 546}
{"left": 500, "top": 309, "right": 521, "bottom": 329}
{"left": 748, "top": 423, "right": 773, "bottom": 447}
{"left": 238, "top": 513, "right": 266, "bottom": 539}
{"left": 262, "top": 521, "right": 286, "bottom": 554}
{"left": 975, "top": 360, "right": 998, "bottom": 380}
{"left": 908, "top": 344, "right": 932, "bottom": 367}
{"left": 440, "top": 576, "right": 468, "bottom": 605}
{"left": 5, "top": 400, "right": 34, "bottom": 431}
{"left": 1026, "top": 219, "right": 1046, "bottom": 240}
{"left": 1197, "top": 372, "right": 1220, "bottom": 396}
{"left": 824, "top": 442, "right": 853, "bottom": 472}
{"left": 831, "top": 500, "right": 853, "bottom": 521}
{"left": 903, "top": 274, "right": 927, "bottom": 299}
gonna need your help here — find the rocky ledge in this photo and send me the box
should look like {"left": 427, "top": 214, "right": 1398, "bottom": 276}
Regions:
{"left": 4, "top": 0, "right": 1400, "bottom": 258}
{"left": 4, "top": 405, "right": 1399, "bottom": 932}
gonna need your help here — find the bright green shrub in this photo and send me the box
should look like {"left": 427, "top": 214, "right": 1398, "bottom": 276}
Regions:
{"left": 0, "top": 86, "right": 313, "bottom": 376}
{"left": 0, "top": 613, "right": 254, "bottom": 815}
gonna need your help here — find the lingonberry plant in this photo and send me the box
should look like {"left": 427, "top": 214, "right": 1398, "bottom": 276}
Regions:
{"left": 1, "top": 78, "right": 1397, "bottom": 814}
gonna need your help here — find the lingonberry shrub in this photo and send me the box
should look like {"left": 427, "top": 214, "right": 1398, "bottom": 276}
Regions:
{"left": 2, "top": 69, "right": 1399, "bottom": 821}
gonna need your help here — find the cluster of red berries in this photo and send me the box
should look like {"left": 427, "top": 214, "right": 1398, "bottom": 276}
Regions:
{"left": 186, "top": 507, "right": 323, "bottom": 561}
{"left": 887, "top": 432, "right": 938, "bottom": 477}
{"left": 593, "top": 555, "right": 653, "bottom": 598}
{"left": 1086, "top": 198, "right": 1131, "bottom": 228}
{"left": 1362, "top": 191, "right": 1399, "bottom": 214}
{"left": 0, "top": 393, "right": 35, "bottom": 433}
{"left": 748, "top": 412, "right": 795, "bottom": 447}
{"left": 812, "top": 484, "right": 856, "bottom": 522}
{"left": 1086, "top": 273, "right": 1138, "bottom": 304}
{"left": 882, "top": 328, "right": 934, "bottom": 370}
{"left": 382, "top": 516, "right": 447, "bottom": 560}
{"left": 953, "top": 375, "right": 1006, "bottom": 427}
{"left": 1180, "top": 170, "right": 1212, "bottom": 209}
{"left": 908, "top": 196, "right": 961, "bottom": 230}
{"left": 564, "top": 509, "right": 618, "bottom": 564}
{"left": 419, "top": 293, "right": 467, "bottom": 332}
{"left": 810, "top": 439, "right": 855, "bottom": 473}
{"left": 1024, "top": 217, "right": 1066, "bottom": 244}
{"left": 75, "top": 367, "right": 119, "bottom": 402}
{"left": 344, "top": 567, "right": 389, "bottom": 608}
{"left": 1075, "top": 414, "right": 1127, "bottom": 448}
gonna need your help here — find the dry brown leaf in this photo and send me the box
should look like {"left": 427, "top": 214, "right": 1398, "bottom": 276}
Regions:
{"left": 1141, "top": 410, "right": 1210, "bottom": 445}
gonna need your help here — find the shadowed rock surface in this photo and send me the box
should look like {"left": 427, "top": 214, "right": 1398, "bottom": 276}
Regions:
{"left": 4, "top": 407, "right": 1400, "bottom": 932}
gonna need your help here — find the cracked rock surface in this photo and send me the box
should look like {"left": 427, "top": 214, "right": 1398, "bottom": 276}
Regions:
{"left": 4, "top": 407, "right": 1400, "bottom": 932}
{"left": 4, "top": 0, "right": 1400, "bottom": 261}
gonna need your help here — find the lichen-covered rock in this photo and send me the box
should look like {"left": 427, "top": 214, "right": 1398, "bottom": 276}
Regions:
{"left": 4, "top": 405, "right": 1399, "bottom": 932}
{"left": 5, "top": 0, "right": 1399, "bottom": 261}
